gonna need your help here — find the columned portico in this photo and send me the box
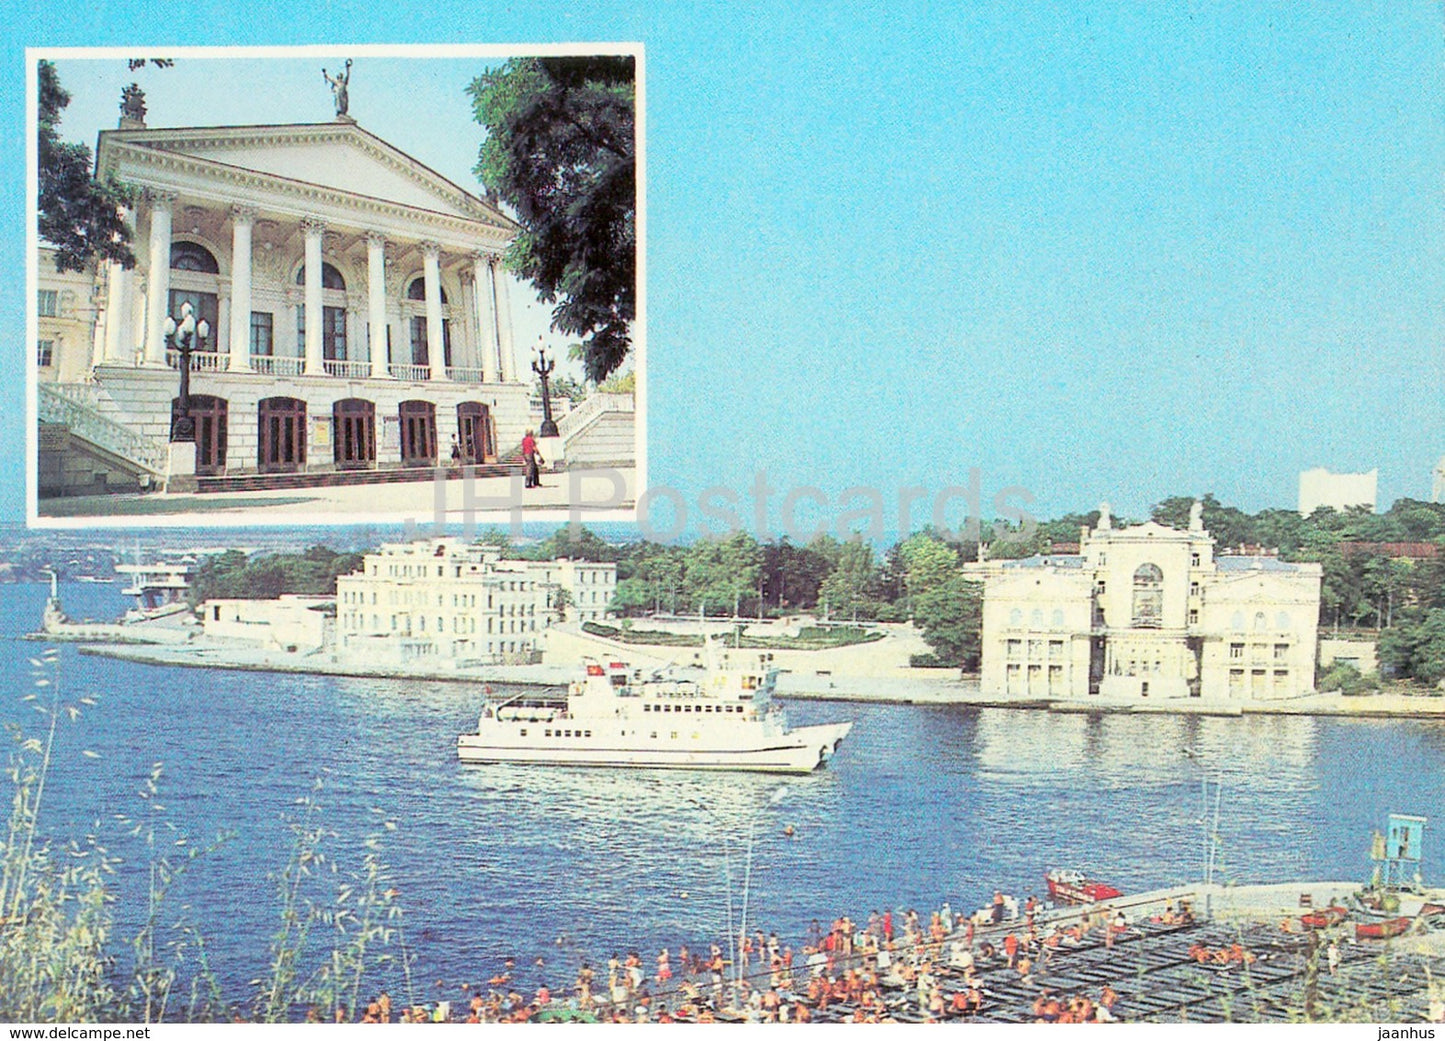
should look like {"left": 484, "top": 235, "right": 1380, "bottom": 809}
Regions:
{"left": 228, "top": 206, "right": 255, "bottom": 371}
{"left": 422, "top": 241, "right": 447, "bottom": 380}
{"left": 302, "top": 218, "right": 326, "bottom": 376}
{"left": 51, "top": 119, "right": 549, "bottom": 489}
{"left": 366, "top": 232, "right": 390, "bottom": 379}
{"left": 143, "top": 190, "right": 175, "bottom": 366}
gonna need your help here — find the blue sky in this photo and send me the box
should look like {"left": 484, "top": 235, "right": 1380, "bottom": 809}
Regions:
{"left": 6, "top": 2, "right": 1443, "bottom": 534}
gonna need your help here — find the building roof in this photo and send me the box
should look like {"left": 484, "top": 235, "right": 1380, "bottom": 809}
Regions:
{"left": 1000, "top": 554, "right": 1088, "bottom": 569}
{"left": 1215, "top": 556, "right": 1311, "bottom": 573}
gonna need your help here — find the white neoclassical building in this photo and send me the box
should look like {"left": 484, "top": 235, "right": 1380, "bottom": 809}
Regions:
{"left": 37, "top": 98, "right": 534, "bottom": 497}
{"left": 334, "top": 537, "right": 616, "bottom": 662}
{"left": 970, "top": 504, "right": 1322, "bottom": 701}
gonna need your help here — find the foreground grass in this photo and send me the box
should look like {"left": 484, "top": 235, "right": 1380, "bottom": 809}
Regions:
{"left": 0, "top": 650, "right": 408, "bottom": 1023}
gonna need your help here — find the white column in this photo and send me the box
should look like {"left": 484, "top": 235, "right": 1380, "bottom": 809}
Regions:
{"left": 102, "top": 260, "right": 131, "bottom": 363}
{"left": 422, "top": 241, "right": 447, "bottom": 380}
{"left": 227, "top": 206, "right": 255, "bottom": 371}
{"left": 366, "top": 231, "right": 390, "bottom": 378}
{"left": 473, "top": 252, "right": 498, "bottom": 383}
{"left": 493, "top": 255, "right": 516, "bottom": 382}
{"left": 303, "top": 218, "right": 325, "bottom": 376}
{"left": 101, "top": 206, "right": 133, "bottom": 364}
{"left": 143, "top": 191, "right": 175, "bottom": 366}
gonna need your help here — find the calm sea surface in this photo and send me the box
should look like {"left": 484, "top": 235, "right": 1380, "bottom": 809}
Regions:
{"left": 6, "top": 581, "right": 1444, "bottom": 1006}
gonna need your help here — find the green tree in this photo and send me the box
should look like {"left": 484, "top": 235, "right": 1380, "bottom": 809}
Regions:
{"left": 683, "top": 533, "right": 761, "bottom": 616}
{"left": 38, "top": 61, "right": 137, "bottom": 273}
{"left": 470, "top": 56, "right": 636, "bottom": 382}
{"left": 1378, "top": 609, "right": 1445, "bottom": 687}
{"left": 817, "top": 540, "right": 877, "bottom": 621}
{"left": 897, "top": 533, "right": 960, "bottom": 603}
{"left": 911, "top": 575, "right": 984, "bottom": 670}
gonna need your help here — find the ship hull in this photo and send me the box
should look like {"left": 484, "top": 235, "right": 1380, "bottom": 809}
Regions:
{"left": 458, "top": 721, "right": 852, "bottom": 775}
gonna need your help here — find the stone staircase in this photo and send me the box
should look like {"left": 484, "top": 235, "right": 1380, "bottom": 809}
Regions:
{"left": 556, "top": 392, "right": 636, "bottom": 468}
{"left": 38, "top": 382, "right": 168, "bottom": 478}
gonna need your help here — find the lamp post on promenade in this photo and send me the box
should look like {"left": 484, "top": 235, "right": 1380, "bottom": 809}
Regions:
{"left": 164, "top": 300, "right": 210, "bottom": 443}
{"left": 532, "top": 336, "right": 560, "bottom": 437}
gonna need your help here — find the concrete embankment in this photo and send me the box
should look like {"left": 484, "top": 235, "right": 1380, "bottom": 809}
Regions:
{"left": 48, "top": 635, "right": 1445, "bottom": 718}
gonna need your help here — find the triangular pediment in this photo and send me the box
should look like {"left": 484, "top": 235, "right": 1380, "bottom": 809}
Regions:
{"left": 100, "top": 123, "right": 513, "bottom": 228}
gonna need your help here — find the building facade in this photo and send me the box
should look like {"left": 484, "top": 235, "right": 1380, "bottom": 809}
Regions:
{"left": 334, "top": 538, "right": 616, "bottom": 662}
{"left": 38, "top": 100, "right": 531, "bottom": 496}
{"left": 973, "top": 505, "right": 1322, "bottom": 701}
{"left": 1298, "top": 467, "right": 1378, "bottom": 516}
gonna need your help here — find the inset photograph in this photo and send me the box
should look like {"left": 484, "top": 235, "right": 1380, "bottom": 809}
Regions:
{"left": 32, "top": 48, "right": 641, "bottom": 524}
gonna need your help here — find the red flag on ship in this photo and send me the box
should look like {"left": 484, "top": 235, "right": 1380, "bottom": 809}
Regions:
{"left": 586, "top": 664, "right": 605, "bottom": 676}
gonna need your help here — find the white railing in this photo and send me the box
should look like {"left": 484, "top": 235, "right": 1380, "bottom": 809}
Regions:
{"left": 389, "top": 363, "right": 430, "bottom": 381}
{"left": 251, "top": 355, "right": 305, "bottom": 376}
{"left": 557, "top": 391, "right": 635, "bottom": 439}
{"left": 166, "top": 350, "right": 225, "bottom": 372}
{"left": 37, "top": 382, "right": 167, "bottom": 475}
{"left": 39, "top": 381, "right": 102, "bottom": 408}
{"left": 445, "top": 366, "right": 486, "bottom": 383}
{"left": 324, "top": 359, "right": 373, "bottom": 379}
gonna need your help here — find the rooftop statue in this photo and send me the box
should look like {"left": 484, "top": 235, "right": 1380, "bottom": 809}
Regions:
{"left": 323, "top": 59, "right": 352, "bottom": 118}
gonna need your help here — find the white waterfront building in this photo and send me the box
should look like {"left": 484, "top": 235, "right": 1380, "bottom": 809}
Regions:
{"left": 335, "top": 538, "right": 616, "bottom": 662}
{"left": 1298, "top": 467, "right": 1378, "bottom": 516}
{"left": 37, "top": 93, "right": 531, "bottom": 497}
{"left": 970, "top": 504, "right": 1322, "bottom": 701}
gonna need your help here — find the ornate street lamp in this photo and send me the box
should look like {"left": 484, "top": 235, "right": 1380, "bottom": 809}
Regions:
{"left": 531, "top": 336, "right": 560, "bottom": 437}
{"left": 164, "top": 301, "right": 209, "bottom": 443}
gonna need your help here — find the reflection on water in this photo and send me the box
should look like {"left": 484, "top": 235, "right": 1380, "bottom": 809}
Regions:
{"left": 5, "top": 582, "right": 1445, "bottom": 1001}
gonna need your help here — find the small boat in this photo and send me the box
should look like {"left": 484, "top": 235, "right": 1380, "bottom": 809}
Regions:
{"left": 1045, "top": 869, "right": 1122, "bottom": 905}
{"left": 1355, "top": 916, "right": 1411, "bottom": 940}
{"left": 1299, "top": 906, "right": 1349, "bottom": 929}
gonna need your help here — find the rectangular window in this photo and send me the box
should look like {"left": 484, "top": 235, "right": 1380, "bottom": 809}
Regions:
{"left": 37, "top": 289, "right": 58, "bottom": 317}
{"left": 36, "top": 340, "right": 54, "bottom": 367}
{"left": 1189, "top": 582, "right": 1200, "bottom": 596}
{"left": 1229, "top": 643, "right": 1244, "bottom": 660}
{"left": 1274, "top": 643, "right": 1289, "bottom": 661}
{"left": 323, "top": 304, "right": 347, "bottom": 360}
{"left": 1188, "top": 609, "right": 1199, "bottom": 625}
{"left": 250, "top": 312, "right": 273, "bottom": 356}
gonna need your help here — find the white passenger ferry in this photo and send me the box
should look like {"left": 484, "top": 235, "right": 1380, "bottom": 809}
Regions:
{"left": 457, "top": 645, "right": 853, "bottom": 773}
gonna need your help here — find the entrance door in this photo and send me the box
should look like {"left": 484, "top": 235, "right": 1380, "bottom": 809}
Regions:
{"left": 172, "top": 395, "right": 228, "bottom": 475}
{"left": 258, "top": 397, "right": 307, "bottom": 473}
{"left": 333, "top": 398, "right": 376, "bottom": 470}
{"left": 398, "top": 400, "right": 436, "bottom": 467}
{"left": 456, "top": 402, "right": 495, "bottom": 463}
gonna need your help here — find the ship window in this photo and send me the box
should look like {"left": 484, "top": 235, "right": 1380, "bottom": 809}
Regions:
{"left": 544, "top": 729, "right": 551, "bottom": 737}
{"left": 671, "top": 732, "right": 678, "bottom": 739}
{"left": 585, "top": 730, "right": 592, "bottom": 737}
{"left": 519, "top": 729, "right": 527, "bottom": 737}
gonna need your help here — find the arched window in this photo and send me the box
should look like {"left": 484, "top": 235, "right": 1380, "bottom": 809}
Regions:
{"left": 1029, "top": 608, "right": 1044, "bottom": 628}
{"left": 1275, "top": 611, "right": 1291, "bottom": 630}
{"left": 1230, "top": 611, "right": 1245, "bottom": 631}
{"left": 295, "top": 262, "right": 347, "bottom": 290}
{"left": 1253, "top": 612, "right": 1267, "bottom": 632}
{"left": 1132, "top": 563, "right": 1164, "bottom": 628}
{"left": 170, "top": 241, "right": 219, "bottom": 273}
{"left": 1051, "top": 608, "right": 1065, "bottom": 628}
{"left": 405, "top": 276, "right": 448, "bottom": 304}
{"left": 1008, "top": 608, "right": 1023, "bottom": 628}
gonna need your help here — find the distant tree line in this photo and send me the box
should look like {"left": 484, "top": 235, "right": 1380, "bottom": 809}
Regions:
{"left": 180, "top": 496, "right": 1445, "bottom": 686}
{"left": 186, "top": 546, "right": 363, "bottom": 608}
